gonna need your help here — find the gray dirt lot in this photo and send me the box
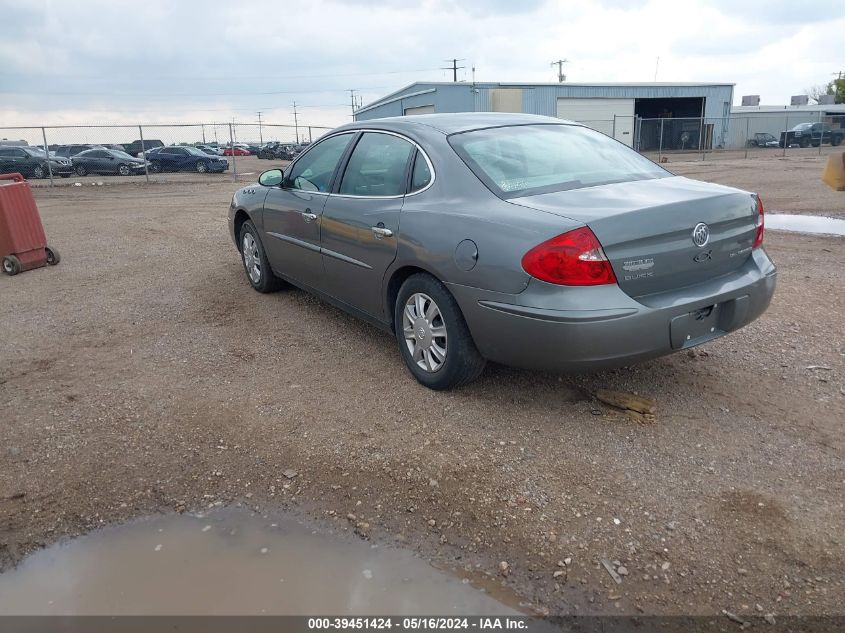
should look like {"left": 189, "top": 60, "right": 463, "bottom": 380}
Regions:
{"left": 1, "top": 155, "right": 843, "bottom": 616}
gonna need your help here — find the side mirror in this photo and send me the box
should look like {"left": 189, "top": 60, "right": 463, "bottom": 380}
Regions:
{"left": 258, "top": 168, "right": 284, "bottom": 187}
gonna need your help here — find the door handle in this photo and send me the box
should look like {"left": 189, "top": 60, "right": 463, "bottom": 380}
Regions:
{"left": 371, "top": 226, "right": 393, "bottom": 239}
{"left": 301, "top": 211, "right": 318, "bottom": 222}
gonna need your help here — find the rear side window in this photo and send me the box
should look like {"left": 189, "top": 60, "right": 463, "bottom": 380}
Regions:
{"left": 410, "top": 151, "right": 432, "bottom": 192}
{"left": 449, "top": 124, "right": 668, "bottom": 198}
{"left": 339, "top": 132, "right": 414, "bottom": 196}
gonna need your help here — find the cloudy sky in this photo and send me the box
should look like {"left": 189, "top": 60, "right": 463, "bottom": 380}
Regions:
{"left": 0, "top": 0, "right": 842, "bottom": 131}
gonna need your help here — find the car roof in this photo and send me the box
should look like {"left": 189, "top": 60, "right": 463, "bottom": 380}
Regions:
{"left": 337, "top": 112, "right": 576, "bottom": 135}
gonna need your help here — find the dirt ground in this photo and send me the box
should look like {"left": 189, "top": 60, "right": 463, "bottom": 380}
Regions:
{"left": 1, "top": 155, "right": 843, "bottom": 617}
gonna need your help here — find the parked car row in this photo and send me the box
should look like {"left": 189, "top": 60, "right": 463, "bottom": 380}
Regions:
{"left": 0, "top": 143, "right": 230, "bottom": 179}
{"left": 256, "top": 141, "right": 309, "bottom": 161}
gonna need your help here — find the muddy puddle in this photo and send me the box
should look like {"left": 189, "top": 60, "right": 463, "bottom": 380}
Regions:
{"left": 0, "top": 507, "right": 521, "bottom": 616}
{"left": 767, "top": 214, "right": 845, "bottom": 236}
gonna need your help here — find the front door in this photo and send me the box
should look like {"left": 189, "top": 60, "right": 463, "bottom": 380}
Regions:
{"left": 319, "top": 132, "right": 416, "bottom": 320}
{"left": 261, "top": 132, "right": 355, "bottom": 289}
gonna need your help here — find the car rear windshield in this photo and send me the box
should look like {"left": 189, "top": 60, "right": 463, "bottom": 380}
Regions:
{"left": 448, "top": 124, "right": 668, "bottom": 198}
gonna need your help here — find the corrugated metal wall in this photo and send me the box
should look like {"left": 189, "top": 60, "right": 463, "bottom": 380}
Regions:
{"left": 358, "top": 83, "right": 733, "bottom": 121}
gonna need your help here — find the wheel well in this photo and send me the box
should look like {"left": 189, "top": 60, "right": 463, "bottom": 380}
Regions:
{"left": 384, "top": 265, "right": 434, "bottom": 332}
{"left": 233, "top": 210, "right": 250, "bottom": 250}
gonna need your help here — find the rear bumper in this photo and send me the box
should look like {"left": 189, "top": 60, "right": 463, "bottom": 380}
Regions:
{"left": 447, "top": 248, "right": 776, "bottom": 372}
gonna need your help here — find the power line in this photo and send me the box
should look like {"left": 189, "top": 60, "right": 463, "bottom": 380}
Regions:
{"left": 441, "top": 58, "right": 465, "bottom": 82}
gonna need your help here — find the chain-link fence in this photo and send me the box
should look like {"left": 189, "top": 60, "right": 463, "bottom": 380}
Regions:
{"left": 603, "top": 111, "right": 844, "bottom": 162}
{"left": 1, "top": 113, "right": 842, "bottom": 188}
{"left": 0, "top": 122, "right": 333, "bottom": 187}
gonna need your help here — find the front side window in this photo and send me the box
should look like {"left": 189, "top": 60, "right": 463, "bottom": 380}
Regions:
{"left": 449, "top": 124, "right": 669, "bottom": 198}
{"left": 287, "top": 133, "right": 353, "bottom": 193}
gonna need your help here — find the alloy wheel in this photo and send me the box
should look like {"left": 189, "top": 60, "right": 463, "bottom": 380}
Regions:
{"left": 402, "top": 292, "right": 448, "bottom": 372}
{"left": 242, "top": 233, "right": 261, "bottom": 284}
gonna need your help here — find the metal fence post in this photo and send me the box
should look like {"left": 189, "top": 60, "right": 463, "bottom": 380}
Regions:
{"left": 41, "top": 127, "right": 54, "bottom": 187}
{"left": 229, "top": 123, "right": 238, "bottom": 181}
{"left": 658, "top": 118, "right": 664, "bottom": 163}
{"left": 308, "top": 127, "right": 313, "bottom": 143}
{"left": 782, "top": 117, "right": 788, "bottom": 157}
{"left": 819, "top": 109, "right": 823, "bottom": 156}
{"left": 138, "top": 125, "right": 150, "bottom": 183}
{"left": 744, "top": 117, "right": 750, "bottom": 159}
{"left": 612, "top": 115, "right": 617, "bottom": 140}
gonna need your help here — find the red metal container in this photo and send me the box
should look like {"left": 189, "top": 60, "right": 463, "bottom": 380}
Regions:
{"left": 0, "top": 173, "right": 60, "bottom": 275}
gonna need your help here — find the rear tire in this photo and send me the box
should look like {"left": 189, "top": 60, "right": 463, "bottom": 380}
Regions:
{"left": 2, "top": 255, "right": 21, "bottom": 276}
{"left": 832, "top": 136, "right": 842, "bottom": 147}
{"left": 33, "top": 165, "right": 45, "bottom": 179}
{"left": 239, "top": 221, "right": 284, "bottom": 293}
{"left": 196, "top": 161, "right": 208, "bottom": 173}
{"left": 394, "top": 273, "right": 485, "bottom": 390}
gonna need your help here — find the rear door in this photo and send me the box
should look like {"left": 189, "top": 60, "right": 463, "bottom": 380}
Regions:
{"left": 319, "top": 131, "right": 417, "bottom": 320}
{"left": 262, "top": 132, "right": 356, "bottom": 289}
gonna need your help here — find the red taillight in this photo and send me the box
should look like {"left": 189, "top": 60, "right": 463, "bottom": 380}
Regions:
{"left": 521, "top": 227, "right": 617, "bottom": 286}
{"left": 753, "top": 196, "right": 765, "bottom": 249}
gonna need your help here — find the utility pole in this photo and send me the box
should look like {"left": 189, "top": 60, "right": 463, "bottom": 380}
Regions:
{"left": 348, "top": 89, "right": 358, "bottom": 118}
{"left": 551, "top": 59, "right": 568, "bottom": 83}
{"left": 442, "top": 58, "right": 465, "bottom": 82}
{"left": 256, "top": 111, "right": 263, "bottom": 145}
{"left": 292, "top": 101, "right": 299, "bottom": 144}
{"left": 654, "top": 57, "right": 660, "bottom": 82}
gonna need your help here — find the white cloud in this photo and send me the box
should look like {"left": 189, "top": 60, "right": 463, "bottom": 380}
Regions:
{"left": 0, "top": 0, "right": 841, "bottom": 130}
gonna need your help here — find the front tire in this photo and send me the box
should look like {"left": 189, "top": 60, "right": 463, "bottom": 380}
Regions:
{"left": 75, "top": 165, "right": 87, "bottom": 176}
{"left": 239, "top": 221, "right": 283, "bottom": 293}
{"left": 394, "top": 273, "right": 485, "bottom": 390}
{"left": 118, "top": 164, "right": 131, "bottom": 176}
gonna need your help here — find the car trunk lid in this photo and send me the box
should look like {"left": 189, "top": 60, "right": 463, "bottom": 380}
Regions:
{"left": 508, "top": 176, "right": 759, "bottom": 299}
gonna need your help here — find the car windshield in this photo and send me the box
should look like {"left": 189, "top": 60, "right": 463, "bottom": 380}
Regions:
{"left": 111, "top": 150, "right": 135, "bottom": 159}
{"left": 449, "top": 124, "right": 669, "bottom": 198}
{"left": 792, "top": 123, "right": 813, "bottom": 131}
{"left": 185, "top": 147, "right": 209, "bottom": 156}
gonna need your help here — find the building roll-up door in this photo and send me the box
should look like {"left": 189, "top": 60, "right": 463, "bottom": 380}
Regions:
{"left": 556, "top": 98, "right": 635, "bottom": 146}
{"left": 404, "top": 105, "right": 435, "bottom": 115}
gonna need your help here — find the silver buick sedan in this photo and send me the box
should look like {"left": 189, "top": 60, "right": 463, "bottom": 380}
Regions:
{"left": 228, "top": 113, "right": 776, "bottom": 390}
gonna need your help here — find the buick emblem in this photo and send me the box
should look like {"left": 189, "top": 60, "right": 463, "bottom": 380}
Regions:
{"left": 692, "top": 222, "right": 710, "bottom": 248}
{"left": 417, "top": 327, "right": 426, "bottom": 340}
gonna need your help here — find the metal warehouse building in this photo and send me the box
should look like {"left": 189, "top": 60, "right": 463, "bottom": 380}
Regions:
{"left": 355, "top": 81, "right": 734, "bottom": 150}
